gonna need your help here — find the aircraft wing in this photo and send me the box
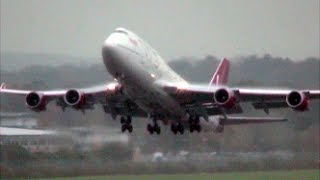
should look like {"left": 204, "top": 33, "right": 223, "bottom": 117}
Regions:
{"left": 157, "top": 57, "right": 319, "bottom": 114}
{"left": 156, "top": 80, "right": 320, "bottom": 112}
{"left": 0, "top": 82, "right": 117, "bottom": 104}
{"left": 237, "top": 88, "right": 320, "bottom": 101}
{"left": 0, "top": 82, "right": 112, "bottom": 96}
{"left": 0, "top": 82, "right": 146, "bottom": 117}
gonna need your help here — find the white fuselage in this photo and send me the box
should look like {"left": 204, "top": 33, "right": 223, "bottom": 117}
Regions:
{"left": 102, "top": 28, "right": 187, "bottom": 120}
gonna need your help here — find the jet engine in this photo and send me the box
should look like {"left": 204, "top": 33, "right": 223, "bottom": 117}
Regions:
{"left": 208, "top": 116, "right": 224, "bottom": 133}
{"left": 25, "top": 92, "right": 46, "bottom": 111}
{"left": 286, "top": 91, "right": 308, "bottom": 111}
{"left": 64, "top": 89, "right": 86, "bottom": 107}
{"left": 214, "top": 88, "right": 236, "bottom": 108}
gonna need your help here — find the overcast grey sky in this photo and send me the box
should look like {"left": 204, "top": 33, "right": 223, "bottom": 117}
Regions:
{"left": 1, "top": 0, "right": 319, "bottom": 60}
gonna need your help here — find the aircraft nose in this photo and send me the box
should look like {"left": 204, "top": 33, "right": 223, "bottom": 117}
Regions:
{"left": 102, "top": 42, "right": 118, "bottom": 68}
{"left": 102, "top": 34, "right": 121, "bottom": 61}
{"left": 102, "top": 40, "right": 116, "bottom": 56}
{"left": 102, "top": 34, "right": 117, "bottom": 53}
{"left": 102, "top": 34, "right": 128, "bottom": 73}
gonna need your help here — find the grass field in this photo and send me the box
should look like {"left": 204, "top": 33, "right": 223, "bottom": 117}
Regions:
{"left": 45, "top": 169, "right": 319, "bottom": 180}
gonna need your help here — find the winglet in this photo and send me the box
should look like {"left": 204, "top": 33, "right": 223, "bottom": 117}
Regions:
{"left": 209, "top": 57, "right": 230, "bottom": 86}
{"left": 0, "top": 83, "right": 6, "bottom": 89}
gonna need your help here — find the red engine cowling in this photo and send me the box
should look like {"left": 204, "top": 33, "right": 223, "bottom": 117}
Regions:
{"left": 214, "top": 88, "right": 236, "bottom": 108}
{"left": 64, "top": 89, "right": 86, "bottom": 108}
{"left": 25, "top": 92, "right": 46, "bottom": 111}
{"left": 286, "top": 91, "right": 309, "bottom": 111}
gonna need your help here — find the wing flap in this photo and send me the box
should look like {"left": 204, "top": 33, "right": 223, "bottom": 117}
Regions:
{"left": 221, "top": 116, "right": 288, "bottom": 125}
{"left": 252, "top": 101, "right": 288, "bottom": 110}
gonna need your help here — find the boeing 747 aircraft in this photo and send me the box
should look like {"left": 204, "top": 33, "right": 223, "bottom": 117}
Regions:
{"left": 1, "top": 28, "right": 319, "bottom": 135}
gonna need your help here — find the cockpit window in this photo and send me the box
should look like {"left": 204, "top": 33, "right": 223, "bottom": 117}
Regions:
{"left": 115, "top": 29, "right": 129, "bottom": 35}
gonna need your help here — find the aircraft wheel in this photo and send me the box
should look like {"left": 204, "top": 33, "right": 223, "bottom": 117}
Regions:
{"left": 121, "top": 124, "right": 127, "bottom": 132}
{"left": 171, "top": 124, "right": 177, "bottom": 134}
{"left": 155, "top": 125, "right": 161, "bottom": 135}
{"left": 147, "top": 124, "right": 153, "bottom": 134}
{"left": 194, "top": 116, "right": 200, "bottom": 124}
{"left": 189, "top": 125, "right": 194, "bottom": 133}
{"left": 120, "top": 116, "right": 126, "bottom": 124}
{"left": 179, "top": 128, "right": 184, "bottom": 134}
{"left": 196, "top": 124, "right": 201, "bottom": 133}
{"left": 188, "top": 117, "right": 194, "bottom": 124}
{"left": 178, "top": 123, "right": 184, "bottom": 134}
{"left": 127, "top": 116, "right": 132, "bottom": 124}
{"left": 128, "top": 124, "right": 133, "bottom": 133}
{"left": 173, "top": 129, "right": 177, "bottom": 135}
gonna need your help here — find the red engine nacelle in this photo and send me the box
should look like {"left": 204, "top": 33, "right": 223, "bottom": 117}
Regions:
{"left": 214, "top": 88, "right": 236, "bottom": 108}
{"left": 64, "top": 89, "right": 86, "bottom": 108}
{"left": 286, "top": 91, "right": 309, "bottom": 111}
{"left": 25, "top": 92, "right": 46, "bottom": 111}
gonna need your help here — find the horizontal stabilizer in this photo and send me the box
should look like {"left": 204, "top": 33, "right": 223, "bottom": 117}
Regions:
{"left": 220, "top": 116, "right": 287, "bottom": 125}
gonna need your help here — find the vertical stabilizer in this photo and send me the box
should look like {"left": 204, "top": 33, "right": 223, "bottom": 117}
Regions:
{"left": 209, "top": 58, "right": 230, "bottom": 86}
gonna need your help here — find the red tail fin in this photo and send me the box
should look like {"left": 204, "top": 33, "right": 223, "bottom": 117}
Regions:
{"left": 209, "top": 58, "right": 230, "bottom": 86}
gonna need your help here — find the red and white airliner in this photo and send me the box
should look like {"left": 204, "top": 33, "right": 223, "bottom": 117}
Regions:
{"left": 1, "top": 28, "right": 319, "bottom": 134}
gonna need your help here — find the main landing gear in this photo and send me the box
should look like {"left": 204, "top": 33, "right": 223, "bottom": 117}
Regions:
{"left": 120, "top": 116, "right": 133, "bottom": 133}
{"left": 188, "top": 115, "right": 201, "bottom": 133}
{"left": 170, "top": 115, "right": 201, "bottom": 135}
{"left": 147, "top": 116, "right": 161, "bottom": 135}
{"left": 171, "top": 123, "right": 184, "bottom": 134}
